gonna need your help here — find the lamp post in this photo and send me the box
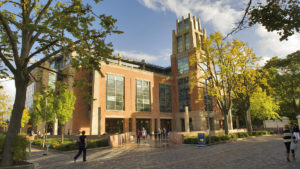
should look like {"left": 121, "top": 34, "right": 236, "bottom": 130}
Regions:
{"left": 205, "top": 76, "right": 212, "bottom": 145}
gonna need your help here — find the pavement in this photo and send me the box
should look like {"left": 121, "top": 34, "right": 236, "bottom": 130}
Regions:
{"left": 28, "top": 135, "right": 300, "bottom": 169}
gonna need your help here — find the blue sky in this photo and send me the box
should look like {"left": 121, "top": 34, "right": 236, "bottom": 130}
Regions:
{"left": 1, "top": 0, "right": 299, "bottom": 104}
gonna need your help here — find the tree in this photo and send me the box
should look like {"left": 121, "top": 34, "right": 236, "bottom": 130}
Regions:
{"left": 54, "top": 83, "right": 76, "bottom": 143}
{"left": 0, "top": 1, "right": 121, "bottom": 165}
{"left": 263, "top": 50, "right": 300, "bottom": 119}
{"left": 226, "top": 0, "right": 299, "bottom": 41}
{"left": 232, "top": 68, "right": 270, "bottom": 133}
{"left": 21, "top": 108, "right": 30, "bottom": 128}
{"left": 249, "top": 87, "right": 279, "bottom": 121}
{"left": 0, "top": 88, "right": 11, "bottom": 128}
{"left": 190, "top": 32, "right": 258, "bottom": 134}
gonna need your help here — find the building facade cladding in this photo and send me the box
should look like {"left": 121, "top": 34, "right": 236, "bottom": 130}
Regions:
{"left": 88, "top": 62, "right": 174, "bottom": 135}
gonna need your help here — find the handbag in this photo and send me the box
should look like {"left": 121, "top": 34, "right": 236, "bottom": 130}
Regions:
{"left": 290, "top": 139, "right": 298, "bottom": 150}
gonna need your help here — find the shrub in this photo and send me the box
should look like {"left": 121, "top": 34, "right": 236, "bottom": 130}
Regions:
{"left": 0, "top": 134, "right": 28, "bottom": 161}
{"left": 32, "top": 137, "right": 108, "bottom": 151}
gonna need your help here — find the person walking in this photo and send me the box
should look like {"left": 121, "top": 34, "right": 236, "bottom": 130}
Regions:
{"left": 141, "top": 127, "right": 147, "bottom": 143}
{"left": 292, "top": 124, "right": 300, "bottom": 140}
{"left": 283, "top": 125, "right": 295, "bottom": 162}
{"left": 136, "top": 129, "right": 142, "bottom": 144}
{"left": 74, "top": 131, "right": 87, "bottom": 162}
{"left": 157, "top": 128, "right": 161, "bottom": 140}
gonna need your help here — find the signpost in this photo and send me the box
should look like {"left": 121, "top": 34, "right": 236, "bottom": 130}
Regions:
{"left": 197, "top": 133, "right": 206, "bottom": 147}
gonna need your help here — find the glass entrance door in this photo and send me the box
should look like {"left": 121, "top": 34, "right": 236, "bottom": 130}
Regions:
{"left": 136, "top": 119, "right": 151, "bottom": 134}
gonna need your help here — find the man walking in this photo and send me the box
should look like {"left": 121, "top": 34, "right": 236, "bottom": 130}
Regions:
{"left": 74, "top": 131, "right": 87, "bottom": 162}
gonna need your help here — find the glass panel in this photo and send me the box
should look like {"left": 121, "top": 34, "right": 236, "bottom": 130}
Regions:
{"left": 178, "top": 21, "right": 183, "bottom": 32}
{"left": 178, "top": 77, "right": 190, "bottom": 112}
{"left": 106, "top": 74, "right": 124, "bottom": 110}
{"left": 177, "top": 36, "right": 183, "bottom": 53}
{"left": 159, "top": 84, "right": 172, "bottom": 113}
{"left": 185, "top": 33, "right": 190, "bottom": 50}
{"left": 184, "top": 19, "right": 189, "bottom": 30}
{"left": 177, "top": 54, "right": 189, "bottom": 74}
{"left": 136, "top": 79, "right": 151, "bottom": 112}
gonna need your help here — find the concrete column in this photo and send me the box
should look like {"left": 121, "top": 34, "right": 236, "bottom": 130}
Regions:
{"left": 53, "top": 118, "right": 58, "bottom": 135}
{"left": 185, "top": 106, "right": 190, "bottom": 132}
{"left": 297, "top": 115, "right": 300, "bottom": 127}
{"left": 90, "top": 71, "right": 100, "bottom": 135}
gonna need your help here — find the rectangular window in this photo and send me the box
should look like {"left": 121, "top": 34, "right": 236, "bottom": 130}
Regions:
{"left": 184, "top": 19, "right": 189, "bottom": 31}
{"left": 178, "top": 77, "right": 190, "bottom": 112}
{"left": 177, "top": 54, "right": 189, "bottom": 74}
{"left": 178, "top": 21, "right": 183, "bottom": 33}
{"left": 105, "top": 118, "right": 123, "bottom": 134}
{"left": 159, "top": 84, "right": 172, "bottom": 113}
{"left": 177, "top": 36, "right": 183, "bottom": 53}
{"left": 185, "top": 33, "right": 190, "bottom": 50}
{"left": 136, "top": 79, "right": 151, "bottom": 112}
{"left": 106, "top": 74, "right": 124, "bottom": 110}
{"left": 204, "top": 94, "right": 213, "bottom": 111}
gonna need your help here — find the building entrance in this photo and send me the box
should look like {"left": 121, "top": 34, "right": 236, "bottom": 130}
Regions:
{"left": 160, "top": 119, "right": 172, "bottom": 131}
{"left": 105, "top": 118, "right": 124, "bottom": 134}
{"left": 136, "top": 119, "right": 151, "bottom": 134}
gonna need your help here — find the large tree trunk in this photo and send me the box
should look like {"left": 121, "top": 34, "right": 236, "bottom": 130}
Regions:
{"left": 244, "top": 110, "right": 253, "bottom": 133}
{"left": 223, "top": 111, "right": 229, "bottom": 135}
{"left": 1, "top": 73, "right": 28, "bottom": 166}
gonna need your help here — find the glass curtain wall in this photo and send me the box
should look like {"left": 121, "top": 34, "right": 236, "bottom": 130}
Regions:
{"left": 159, "top": 84, "right": 172, "bottom": 113}
{"left": 106, "top": 74, "right": 125, "bottom": 110}
{"left": 136, "top": 80, "right": 151, "bottom": 112}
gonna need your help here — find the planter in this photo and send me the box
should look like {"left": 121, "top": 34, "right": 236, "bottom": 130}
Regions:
{"left": 1, "top": 161, "right": 37, "bottom": 169}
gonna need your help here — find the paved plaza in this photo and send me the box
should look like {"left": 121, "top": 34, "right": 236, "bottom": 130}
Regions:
{"left": 28, "top": 135, "right": 300, "bottom": 169}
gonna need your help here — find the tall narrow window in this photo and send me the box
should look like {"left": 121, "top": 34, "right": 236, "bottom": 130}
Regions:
{"left": 136, "top": 79, "right": 150, "bottom": 112}
{"left": 185, "top": 33, "right": 190, "bottom": 50}
{"left": 177, "top": 54, "right": 189, "bottom": 74}
{"left": 178, "top": 77, "right": 190, "bottom": 112}
{"left": 177, "top": 36, "right": 183, "bottom": 53}
{"left": 178, "top": 21, "right": 183, "bottom": 33}
{"left": 184, "top": 19, "right": 189, "bottom": 31}
{"left": 159, "top": 84, "right": 172, "bottom": 113}
{"left": 106, "top": 74, "right": 124, "bottom": 110}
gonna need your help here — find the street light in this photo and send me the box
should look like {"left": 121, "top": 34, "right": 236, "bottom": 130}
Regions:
{"left": 205, "top": 76, "right": 212, "bottom": 145}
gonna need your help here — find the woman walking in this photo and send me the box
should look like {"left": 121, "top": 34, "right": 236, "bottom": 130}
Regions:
{"left": 74, "top": 131, "right": 87, "bottom": 162}
{"left": 283, "top": 125, "right": 295, "bottom": 161}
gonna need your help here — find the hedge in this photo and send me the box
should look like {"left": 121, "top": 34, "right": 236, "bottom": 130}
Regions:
{"left": 32, "top": 138, "right": 109, "bottom": 151}
{"left": 0, "top": 134, "right": 28, "bottom": 162}
{"left": 183, "top": 130, "right": 273, "bottom": 144}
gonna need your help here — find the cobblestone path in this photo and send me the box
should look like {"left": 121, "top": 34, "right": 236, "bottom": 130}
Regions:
{"left": 28, "top": 135, "right": 300, "bottom": 169}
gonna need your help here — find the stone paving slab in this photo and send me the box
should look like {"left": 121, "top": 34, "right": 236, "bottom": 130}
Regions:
{"left": 28, "top": 136, "right": 300, "bottom": 169}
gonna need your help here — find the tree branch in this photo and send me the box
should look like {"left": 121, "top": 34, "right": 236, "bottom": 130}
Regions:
{"left": 224, "top": 0, "right": 252, "bottom": 40}
{"left": 0, "top": 12, "right": 19, "bottom": 63}
{"left": 0, "top": 49, "right": 16, "bottom": 74}
{"left": 26, "top": 39, "right": 59, "bottom": 63}
{"left": 37, "top": 65, "right": 72, "bottom": 77}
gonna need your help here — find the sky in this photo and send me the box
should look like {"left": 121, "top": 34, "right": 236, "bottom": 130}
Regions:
{"left": 0, "top": 0, "right": 299, "bottom": 105}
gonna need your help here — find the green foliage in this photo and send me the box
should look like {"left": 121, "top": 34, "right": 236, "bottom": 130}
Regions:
{"left": 263, "top": 50, "right": 300, "bottom": 120}
{"left": 249, "top": 0, "right": 299, "bottom": 41}
{"left": 0, "top": 134, "right": 28, "bottom": 161}
{"left": 183, "top": 131, "right": 273, "bottom": 144}
{"left": 249, "top": 88, "right": 280, "bottom": 120}
{"left": 31, "top": 138, "right": 108, "bottom": 151}
{"left": 21, "top": 108, "right": 30, "bottom": 128}
{"left": 54, "top": 82, "right": 76, "bottom": 126}
{"left": 0, "top": 88, "right": 12, "bottom": 128}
